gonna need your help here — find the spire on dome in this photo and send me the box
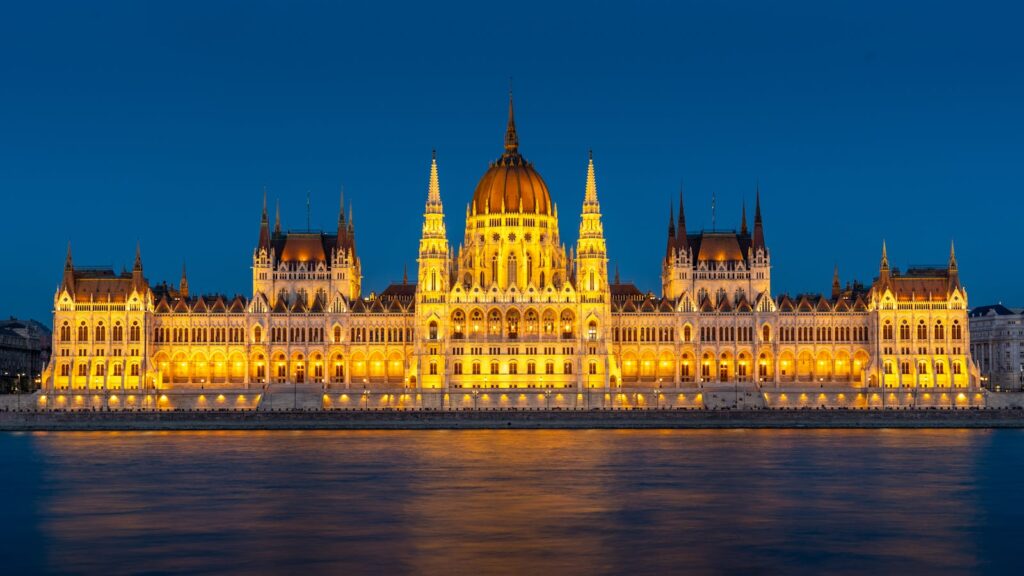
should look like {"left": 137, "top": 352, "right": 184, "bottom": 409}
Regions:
{"left": 881, "top": 240, "right": 889, "bottom": 271}
{"left": 504, "top": 87, "right": 519, "bottom": 154}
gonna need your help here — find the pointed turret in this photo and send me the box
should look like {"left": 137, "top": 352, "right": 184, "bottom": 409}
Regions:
{"left": 132, "top": 242, "right": 146, "bottom": 293}
{"left": 948, "top": 240, "right": 960, "bottom": 290}
{"left": 675, "top": 184, "right": 689, "bottom": 254}
{"left": 832, "top": 264, "right": 840, "bottom": 300}
{"left": 666, "top": 200, "right": 676, "bottom": 261}
{"left": 258, "top": 188, "right": 271, "bottom": 252}
{"left": 274, "top": 199, "right": 281, "bottom": 236}
{"left": 583, "top": 149, "right": 599, "bottom": 213}
{"left": 180, "top": 261, "right": 189, "bottom": 299}
{"left": 752, "top": 185, "right": 766, "bottom": 253}
{"left": 878, "top": 240, "right": 891, "bottom": 286}
{"left": 336, "top": 186, "right": 349, "bottom": 254}
{"left": 62, "top": 242, "right": 75, "bottom": 292}
{"left": 576, "top": 150, "right": 608, "bottom": 295}
{"left": 741, "top": 200, "right": 748, "bottom": 235}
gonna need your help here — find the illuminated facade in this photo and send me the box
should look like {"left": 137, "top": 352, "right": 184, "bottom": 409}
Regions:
{"left": 42, "top": 97, "right": 980, "bottom": 408}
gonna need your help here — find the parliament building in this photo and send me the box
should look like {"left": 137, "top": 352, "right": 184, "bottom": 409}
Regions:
{"left": 41, "top": 97, "right": 981, "bottom": 409}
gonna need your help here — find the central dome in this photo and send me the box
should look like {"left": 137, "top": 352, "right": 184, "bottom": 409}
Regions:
{"left": 471, "top": 95, "right": 553, "bottom": 215}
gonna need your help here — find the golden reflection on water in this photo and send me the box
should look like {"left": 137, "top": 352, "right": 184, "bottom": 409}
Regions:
{"left": 29, "top": 429, "right": 991, "bottom": 575}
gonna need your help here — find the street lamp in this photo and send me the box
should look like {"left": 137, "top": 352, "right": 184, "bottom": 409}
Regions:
{"left": 363, "top": 385, "right": 369, "bottom": 410}
{"left": 545, "top": 389, "right": 552, "bottom": 410}
{"left": 654, "top": 386, "right": 661, "bottom": 410}
{"left": 472, "top": 389, "right": 479, "bottom": 410}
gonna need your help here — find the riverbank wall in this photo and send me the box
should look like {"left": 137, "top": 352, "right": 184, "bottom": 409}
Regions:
{"left": 2, "top": 407, "right": 1024, "bottom": 431}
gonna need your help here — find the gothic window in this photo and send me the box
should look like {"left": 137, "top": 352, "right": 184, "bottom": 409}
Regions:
{"left": 936, "top": 363, "right": 945, "bottom": 375}
{"left": 508, "top": 361, "right": 518, "bottom": 375}
{"left": 952, "top": 321, "right": 962, "bottom": 340}
{"left": 479, "top": 272, "right": 484, "bottom": 286}
{"left": 953, "top": 361, "right": 962, "bottom": 375}
{"left": 545, "top": 362, "right": 555, "bottom": 375}
{"left": 452, "top": 310, "right": 465, "bottom": 338}
{"left": 429, "top": 361, "right": 438, "bottom": 376}
{"left": 564, "top": 361, "right": 573, "bottom": 374}
{"left": 472, "top": 361, "right": 481, "bottom": 375}
{"left": 129, "top": 322, "right": 141, "bottom": 342}
{"left": 429, "top": 321, "right": 438, "bottom": 340}
{"left": 95, "top": 364, "right": 105, "bottom": 376}
{"left": 253, "top": 325, "right": 262, "bottom": 344}
{"left": 488, "top": 309, "right": 502, "bottom": 335}
{"left": 130, "top": 364, "right": 139, "bottom": 376}
{"left": 899, "top": 321, "right": 910, "bottom": 340}
{"left": 431, "top": 270, "right": 437, "bottom": 292}
{"left": 490, "top": 360, "right": 499, "bottom": 375}
{"left": 527, "top": 254, "right": 533, "bottom": 282}
{"left": 113, "top": 323, "right": 123, "bottom": 342}
{"left": 900, "top": 361, "right": 911, "bottom": 375}
{"left": 762, "top": 324, "right": 771, "bottom": 343}
{"left": 78, "top": 364, "right": 87, "bottom": 376}
{"left": 113, "top": 364, "right": 123, "bottom": 377}
{"left": 540, "top": 271, "right": 546, "bottom": 287}
{"left": 560, "top": 310, "right": 575, "bottom": 337}
{"left": 683, "top": 325, "right": 691, "bottom": 342}
{"left": 934, "top": 322, "right": 944, "bottom": 340}
{"left": 527, "top": 361, "right": 536, "bottom": 375}
{"left": 60, "top": 364, "right": 70, "bottom": 377}
{"left": 95, "top": 322, "right": 106, "bottom": 342}
{"left": 334, "top": 326, "right": 342, "bottom": 343}
{"left": 589, "top": 270, "right": 595, "bottom": 291}
{"left": 883, "top": 321, "right": 894, "bottom": 340}
{"left": 588, "top": 321, "right": 598, "bottom": 341}
{"left": 454, "top": 362, "right": 463, "bottom": 375}
{"left": 507, "top": 254, "right": 517, "bottom": 286}
{"left": 506, "top": 310, "right": 520, "bottom": 337}
{"left": 589, "top": 361, "right": 597, "bottom": 375}
{"left": 470, "top": 309, "right": 484, "bottom": 334}
{"left": 884, "top": 361, "right": 893, "bottom": 375}
{"left": 917, "top": 321, "right": 927, "bottom": 340}
{"left": 491, "top": 254, "right": 498, "bottom": 285}
{"left": 918, "top": 361, "right": 928, "bottom": 375}
{"left": 60, "top": 322, "right": 71, "bottom": 342}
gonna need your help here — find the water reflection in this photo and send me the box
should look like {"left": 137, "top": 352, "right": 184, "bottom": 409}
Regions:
{"left": 18, "top": 429, "right": 1018, "bottom": 574}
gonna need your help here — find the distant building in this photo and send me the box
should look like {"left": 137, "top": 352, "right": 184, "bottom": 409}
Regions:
{"left": 969, "top": 305, "right": 1024, "bottom": 390}
{"left": 0, "top": 318, "right": 51, "bottom": 392}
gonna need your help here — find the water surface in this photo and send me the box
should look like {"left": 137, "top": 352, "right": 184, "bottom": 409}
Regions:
{"left": 3, "top": 429, "right": 1023, "bottom": 575}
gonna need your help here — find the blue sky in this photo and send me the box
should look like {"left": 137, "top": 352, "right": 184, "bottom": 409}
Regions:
{"left": 1, "top": 1, "right": 1021, "bottom": 323}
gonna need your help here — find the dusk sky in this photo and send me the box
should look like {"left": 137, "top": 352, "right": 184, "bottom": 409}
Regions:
{"left": 2, "top": 1, "right": 1021, "bottom": 324}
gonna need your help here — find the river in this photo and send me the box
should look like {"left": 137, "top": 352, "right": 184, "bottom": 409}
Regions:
{"left": 2, "top": 429, "right": 1022, "bottom": 575}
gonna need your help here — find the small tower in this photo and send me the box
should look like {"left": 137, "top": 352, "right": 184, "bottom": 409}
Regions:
{"left": 180, "top": 262, "right": 189, "bottom": 299}
{"left": 749, "top": 185, "right": 771, "bottom": 297}
{"left": 832, "top": 265, "right": 841, "bottom": 300}
{"left": 331, "top": 191, "right": 362, "bottom": 301}
{"left": 576, "top": 150, "right": 609, "bottom": 297}
{"left": 132, "top": 242, "right": 146, "bottom": 294}
{"left": 662, "top": 185, "right": 691, "bottom": 300}
{"left": 415, "top": 150, "right": 451, "bottom": 390}
{"left": 253, "top": 189, "right": 274, "bottom": 300}
{"left": 62, "top": 242, "right": 75, "bottom": 294}
{"left": 948, "top": 240, "right": 960, "bottom": 291}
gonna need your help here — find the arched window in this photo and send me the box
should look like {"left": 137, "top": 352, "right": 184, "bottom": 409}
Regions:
{"left": 899, "top": 321, "right": 910, "bottom": 340}
{"left": 95, "top": 364, "right": 105, "bottom": 376}
{"left": 491, "top": 254, "right": 498, "bottom": 285}
{"left": 545, "top": 361, "right": 555, "bottom": 375}
{"left": 588, "top": 270, "right": 595, "bottom": 291}
{"left": 883, "top": 321, "right": 893, "bottom": 340}
{"left": 490, "top": 360, "right": 499, "bottom": 374}
{"left": 95, "top": 322, "right": 106, "bottom": 342}
{"left": 470, "top": 309, "right": 484, "bottom": 334}
{"left": 587, "top": 320, "right": 598, "bottom": 341}
{"left": 589, "top": 361, "right": 597, "bottom": 375}
{"left": 539, "top": 271, "right": 546, "bottom": 287}
{"left": 130, "top": 364, "right": 139, "bottom": 376}
{"left": 471, "top": 361, "right": 481, "bottom": 375}
{"left": 527, "top": 361, "right": 536, "bottom": 375}
{"left": 453, "top": 361, "right": 463, "bottom": 375}
{"left": 113, "top": 322, "right": 123, "bottom": 342}
{"left": 952, "top": 321, "right": 962, "bottom": 340}
{"left": 429, "top": 321, "right": 438, "bottom": 340}
{"left": 429, "top": 361, "right": 438, "bottom": 375}
{"left": 60, "top": 364, "right": 70, "bottom": 377}
{"left": 430, "top": 270, "right": 437, "bottom": 292}
{"left": 334, "top": 326, "right": 342, "bottom": 343}
{"left": 934, "top": 322, "right": 944, "bottom": 340}
{"left": 60, "top": 322, "right": 71, "bottom": 342}
{"left": 113, "top": 364, "right": 123, "bottom": 377}
{"left": 488, "top": 309, "right": 501, "bottom": 335}
{"left": 527, "top": 254, "right": 533, "bottom": 283}
{"left": 884, "top": 361, "right": 893, "bottom": 375}
{"left": 506, "top": 310, "right": 520, "bottom": 338}
{"left": 683, "top": 325, "right": 691, "bottom": 342}
{"left": 560, "top": 310, "right": 575, "bottom": 337}
{"left": 563, "top": 361, "right": 573, "bottom": 375}
{"left": 507, "top": 254, "right": 517, "bottom": 286}
{"left": 917, "top": 321, "right": 927, "bottom": 340}
{"left": 762, "top": 324, "right": 771, "bottom": 342}
{"left": 253, "top": 325, "right": 262, "bottom": 344}
{"left": 452, "top": 310, "right": 465, "bottom": 338}
{"left": 508, "top": 361, "right": 518, "bottom": 375}
{"left": 129, "top": 322, "right": 140, "bottom": 342}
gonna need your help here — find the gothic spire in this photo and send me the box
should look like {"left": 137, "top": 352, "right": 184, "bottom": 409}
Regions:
{"left": 675, "top": 182, "right": 689, "bottom": 254}
{"left": 134, "top": 241, "right": 142, "bottom": 271}
{"left": 180, "top": 261, "right": 189, "bottom": 299}
{"left": 259, "top": 188, "right": 271, "bottom": 252}
{"left": 948, "top": 240, "right": 960, "bottom": 290}
{"left": 741, "top": 200, "right": 748, "bottom": 235}
{"left": 64, "top": 242, "right": 73, "bottom": 271}
{"left": 274, "top": 199, "right": 281, "bottom": 235}
{"left": 62, "top": 242, "right": 74, "bottom": 292}
{"left": 949, "top": 239, "right": 958, "bottom": 270}
{"left": 338, "top": 185, "right": 346, "bottom": 225}
{"left": 583, "top": 149, "right": 600, "bottom": 213}
{"left": 752, "top": 184, "right": 766, "bottom": 253}
{"left": 504, "top": 88, "right": 519, "bottom": 154}
{"left": 832, "top": 264, "right": 840, "bottom": 300}
{"left": 426, "top": 149, "right": 443, "bottom": 213}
